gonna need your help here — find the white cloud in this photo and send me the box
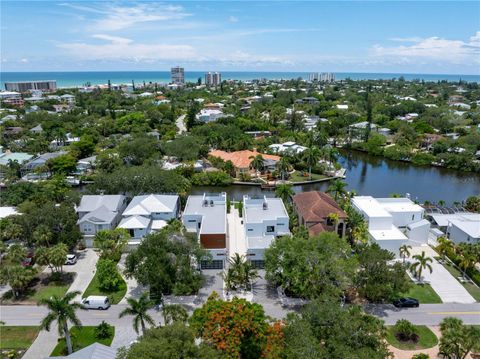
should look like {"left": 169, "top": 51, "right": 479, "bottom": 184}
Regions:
{"left": 59, "top": 3, "right": 191, "bottom": 31}
{"left": 20, "top": 58, "right": 28, "bottom": 63}
{"left": 228, "top": 15, "right": 239, "bottom": 23}
{"left": 373, "top": 32, "right": 480, "bottom": 64}
{"left": 92, "top": 34, "right": 132, "bottom": 44}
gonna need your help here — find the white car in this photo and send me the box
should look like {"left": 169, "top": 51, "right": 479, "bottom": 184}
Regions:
{"left": 82, "top": 296, "right": 110, "bottom": 310}
{"left": 65, "top": 254, "right": 77, "bottom": 265}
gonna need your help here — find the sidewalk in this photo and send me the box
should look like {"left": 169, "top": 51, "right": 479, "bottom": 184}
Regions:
{"left": 22, "top": 324, "right": 59, "bottom": 359}
{"left": 409, "top": 246, "right": 475, "bottom": 304}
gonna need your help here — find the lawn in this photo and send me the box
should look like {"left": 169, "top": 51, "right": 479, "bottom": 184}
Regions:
{"left": 0, "top": 326, "right": 40, "bottom": 350}
{"left": 29, "top": 281, "right": 70, "bottom": 303}
{"left": 50, "top": 326, "right": 114, "bottom": 357}
{"left": 289, "top": 171, "right": 326, "bottom": 183}
{"left": 442, "top": 262, "right": 480, "bottom": 302}
{"left": 401, "top": 283, "right": 442, "bottom": 304}
{"left": 386, "top": 325, "right": 438, "bottom": 350}
{"left": 82, "top": 271, "right": 127, "bottom": 304}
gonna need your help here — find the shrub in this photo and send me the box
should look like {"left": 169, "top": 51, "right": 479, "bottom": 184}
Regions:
{"left": 393, "top": 319, "right": 418, "bottom": 342}
{"left": 97, "top": 259, "right": 123, "bottom": 292}
{"left": 190, "top": 171, "right": 232, "bottom": 186}
{"left": 411, "top": 354, "right": 429, "bottom": 359}
{"left": 94, "top": 321, "right": 113, "bottom": 339}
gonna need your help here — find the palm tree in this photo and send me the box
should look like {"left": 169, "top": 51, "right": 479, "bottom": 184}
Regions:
{"left": 327, "top": 179, "right": 347, "bottom": 201}
{"left": 399, "top": 244, "right": 412, "bottom": 264}
{"left": 438, "top": 200, "right": 446, "bottom": 207}
{"left": 223, "top": 253, "right": 259, "bottom": 291}
{"left": 346, "top": 208, "right": 367, "bottom": 244}
{"left": 458, "top": 254, "right": 474, "bottom": 280}
{"left": 302, "top": 146, "right": 321, "bottom": 180}
{"left": 276, "top": 157, "right": 290, "bottom": 181}
{"left": 38, "top": 291, "right": 85, "bottom": 355}
{"left": 275, "top": 183, "right": 294, "bottom": 203}
{"left": 436, "top": 237, "right": 454, "bottom": 262}
{"left": 249, "top": 154, "right": 264, "bottom": 178}
{"left": 411, "top": 251, "right": 433, "bottom": 282}
{"left": 119, "top": 293, "right": 155, "bottom": 335}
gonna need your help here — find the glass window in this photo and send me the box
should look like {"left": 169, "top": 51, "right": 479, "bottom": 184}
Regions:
{"left": 266, "top": 226, "right": 275, "bottom": 233}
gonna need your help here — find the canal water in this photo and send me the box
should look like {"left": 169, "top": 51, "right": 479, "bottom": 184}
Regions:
{"left": 191, "top": 151, "right": 480, "bottom": 204}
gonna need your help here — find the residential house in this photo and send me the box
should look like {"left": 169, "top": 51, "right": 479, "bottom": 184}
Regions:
{"left": 196, "top": 108, "right": 226, "bottom": 122}
{"left": 292, "top": 191, "right": 347, "bottom": 237}
{"left": 352, "top": 196, "right": 427, "bottom": 256}
{"left": 268, "top": 141, "right": 306, "bottom": 155}
{"left": 183, "top": 193, "right": 227, "bottom": 269}
{"left": 23, "top": 151, "right": 67, "bottom": 174}
{"left": 118, "top": 194, "right": 180, "bottom": 244}
{"left": 76, "top": 155, "right": 96, "bottom": 174}
{"left": 243, "top": 195, "right": 290, "bottom": 267}
{"left": 209, "top": 149, "right": 280, "bottom": 175}
{"left": 76, "top": 195, "right": 128, "bottom": 243}
{"left": 427, "top": 212, "right": 480, "bottom": 244}
{"left": 49, "top": 133, "right": 80, "bottom": 150}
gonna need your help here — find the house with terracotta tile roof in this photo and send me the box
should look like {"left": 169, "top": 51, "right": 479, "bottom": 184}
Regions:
{"left": 292, "top": 191, "right": 347, "bottom": 238}
{"left": 209, "top": 149, "right": 280, "bottom": 175}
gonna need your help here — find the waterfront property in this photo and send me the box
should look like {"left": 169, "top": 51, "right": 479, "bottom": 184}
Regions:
{"left": 268, "top": 142, "right": 306, "bottom": 155}
{"left": 183, "top": 193, "right": 228, "bottom": 269}
{"left": 243, "top": 195, "right": 290, "bottom": 267}
{"left": 427, "top": 212, "right": 480, "bottom": 244}
{"left": 76, "top": 195, "right": 128, "bottom": 240}
{"left": 118, "top": 194, "right": 180, "bottom": 243}
{"left": 352, "top": 196, "right": 428, "bottom": 256}
{"left": 4, "top": 80, "right": 57, "bottom": 92}
{"left": 292, "top": 191, "right": 347, "bottom": 237}
{"left": 209, "top": 149, "right": 280, "bottom": 176}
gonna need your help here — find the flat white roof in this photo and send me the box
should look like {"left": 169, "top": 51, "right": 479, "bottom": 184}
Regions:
{"left": 370, "top": 226, "right": 408, "bottom": 241}
{"left": 449, "top": 217, "right": 480, "bottom": 238}
{"left": 430, "top": 212, "right": 479, "bottom": 227}
{"left": 376, "top": 198, "right": 424, "bottom": 213}
{"left": 243, "top": 196, "right": 289, "bottom": 223}
{"left": 184, "top": 193, "right": 226, "bottom": 234}
{"left": 352, "top": 196, "right": 392, "bottom": 218}
{"left": 0, "top": 207, "right": 18, "bottom": 219}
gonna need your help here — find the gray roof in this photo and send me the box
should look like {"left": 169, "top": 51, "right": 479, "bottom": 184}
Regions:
{"left": 184, "top": 193, "right": 226, "bottom": 234}
{"left": 77, "top": 206, "right": 117, "bottom": 225}
{"left": 244, "top": 197, "right": 288, "bottom": 223}
{"left": 407, "top": 219, "right": 430, "bottom": 230}
{"left": 123, "top": 194, "right": 178, "bottom": 216}
{"left": 118, "top": 215, "right": 151, "bottom": 229}
{"left": 45, "top": 343, "right": 115, "bottom": 359}
{"left": 24, "top": 151, "right": 67, "bottom": 169}
{"left": 77, "top": 195, "right": 126, "bottom": 213}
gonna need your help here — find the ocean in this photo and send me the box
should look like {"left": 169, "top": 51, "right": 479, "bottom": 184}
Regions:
{"left": 1, "top": 71, "right": 479, "bottom": 88}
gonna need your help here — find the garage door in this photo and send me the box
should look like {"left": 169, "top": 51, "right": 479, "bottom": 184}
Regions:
{"left": 201, "top": 260, "right": 224, "bottom": 269}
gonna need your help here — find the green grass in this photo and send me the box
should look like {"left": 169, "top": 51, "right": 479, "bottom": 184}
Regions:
{"left": 386, "top": 325, "right": 438, "bottom": 350}
{"left": 30, "top": 282, "right": 70, "bottom": 303}
{"left": 442, "top": 262, "right": 480, "bottom": 302}
{"left": 82, "top": 272, "right": 127, "bottom": 304}
{"left": 0, "top": 326, "right": 41, "bottom": 350}
{"left": 50, "top": 326, "right": 114, "bottom": 357}
{"left": 289, "top": 171, "right": 326, "bottom": 183}
{"left": 401, "top": 283, "right": 442, "bottom": 304}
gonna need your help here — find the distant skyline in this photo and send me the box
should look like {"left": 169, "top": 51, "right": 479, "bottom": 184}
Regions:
{"left": 1, "top": 1, "right": 479, "bottom": 74}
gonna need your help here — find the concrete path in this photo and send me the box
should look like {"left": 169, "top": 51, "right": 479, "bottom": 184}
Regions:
{"left": 227, "top": 210, "right": 247, "bottom": 257}
{"left": 409, "top": 246, "right": 475, "bottom": 304}
{"left": 117, "top": 254, "right": 146, "bottom": 304}
{"left": 64, "top": 249, "right": 99, "bottom": 301}
{"left": 176, "top": 114, "right": 186, "bottom": 134}
{"left": 22, "top": 324, "right": 59, "bottom": 359}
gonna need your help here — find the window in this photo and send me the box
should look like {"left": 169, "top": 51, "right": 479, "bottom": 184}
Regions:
{"left": 248, "top": 229, "right": 253, "bottom": 232}
{"left": 412, "top": 214, "right": 415, "bottom": 220}
{"left": 266, "top": 226, "right": 275, "bottom": 233}
{"left": 188, "top": 220, "right": 196, "bottom": 223}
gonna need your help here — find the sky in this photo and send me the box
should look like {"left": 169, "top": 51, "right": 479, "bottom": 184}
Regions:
{"left": 1, "top": 1, "right": 479, "bottom": 74}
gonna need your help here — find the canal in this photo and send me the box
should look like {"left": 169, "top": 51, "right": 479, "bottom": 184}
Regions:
{"left": 191, "top": 150, "right": 480, "bottom": 204}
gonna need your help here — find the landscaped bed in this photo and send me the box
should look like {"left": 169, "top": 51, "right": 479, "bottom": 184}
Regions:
{"left": 50, "top": 326, "right": 114, "bottom": 357}
{"left": 0, "top": 326, "right": 41, "bottom": 358}
{"left": 82, "top": 271, "right": 127, "bottom": 304}
{"left": 441, "top": 261, "right": 480, "bottom": 302}
{"left": 401, "top": 283, "right": 442, "bottom": 304}
{"left": 1, "top": 272, "right": 74, "bottom": 305}
{"left": 386, "top": 325, "right": 438, "bottom": 350}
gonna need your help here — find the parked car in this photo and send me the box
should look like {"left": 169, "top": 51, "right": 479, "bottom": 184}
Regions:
{"left": 81, "top": 296, "right": 110, "bottom": 310}
{"left": 65, "top": 254, "right": 77, "bottom": 265}
{"left": 21, "top": 253, "right": 35, "bottom": 267}
{"left": 393, "top": 297, "right": 419, "bottom": 308}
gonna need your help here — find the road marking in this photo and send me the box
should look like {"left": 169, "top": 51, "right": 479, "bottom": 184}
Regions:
{"left": 91, "top": 313, "right": 110, "bottom": 317}
{"left": 28, "top": 314, "right": 43, "bottom": 317}
{"left": 428, "top": 311, "right": 480, "bottom": 315}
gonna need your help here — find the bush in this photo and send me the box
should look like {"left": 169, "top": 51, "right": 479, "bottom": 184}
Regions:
{"left": 190, "top": 171, "right": 232, "bottom": 186}
{"left": 238, "top": 201, "right": 243, "bottom": 218}
{"left": 96, "top": 259, "right": 123, "bottom": 292}
{"left": 94, "top": 321, "right": 113, "bottom": 340}
{"left": 412, "top": 354, "right": 429, "bottom": 359}
{"left": 394, "top": 319, "right": 418, "bottom": 342}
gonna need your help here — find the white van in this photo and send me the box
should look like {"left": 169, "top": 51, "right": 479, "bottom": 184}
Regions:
{"left": 81, "top": 296, "right": 110, "bottom": 310}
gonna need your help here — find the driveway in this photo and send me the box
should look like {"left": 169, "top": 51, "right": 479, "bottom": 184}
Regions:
{"left": 64, "top": 249, "right": 99, "bottom": 301}
{"left": 409, "top": 246, "right": 475, "bottom": 304}
{"left": 176, "top": 114, "right": 186, "bottom": 134}
{"left": 117, "top": 253, "right": 146, "bottom": 304}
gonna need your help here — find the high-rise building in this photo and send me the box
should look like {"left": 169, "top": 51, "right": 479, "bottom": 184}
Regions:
{"left": 171, "top": 66, "right": 185, "bottom": 85}
{"left": 5, "top": 80, "right": 57, "bottom": 92}
{"left": 308, "top": 72, "right": 335, "bottom": 83}
{"left": 205, "top": 72, "right": 222, "bottom": 86}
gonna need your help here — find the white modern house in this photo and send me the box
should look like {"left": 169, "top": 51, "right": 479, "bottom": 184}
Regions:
{"left": 183, "top": 193, "right": 227, "bottom": 269}
{"left": 269, "top": 141, "right": 306, "bottom": 155}
{"left": 447, "top": 215, "right": 480, "bottom": 244}
{"left": 76, "top": 195, "right": 128, "bottom": 244}
{"left": 118, "top": 194, "right": 180, "bottom": 243}
{"left": 243, "top": 195, "right": 290, "bottom": 267}
{"left": 196, "top": 109, "right": 226, "bottom": 123}
{"left": 352, "top": 196, "right": 427, "bottom": 256}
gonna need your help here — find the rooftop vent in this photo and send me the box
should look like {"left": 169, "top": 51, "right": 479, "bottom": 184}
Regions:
{"left": 203, "top": 199, "right": 208, "bottom": 207}
{"left": 263, "top": 201, "right": 268, "bottom": 210}
{"left": 210, "top": 200, "right": 214, "bottom": 207}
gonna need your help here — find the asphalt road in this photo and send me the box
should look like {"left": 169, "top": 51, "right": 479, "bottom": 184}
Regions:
{"left": 1, "top": 303, "right": 479, "bottom": 327}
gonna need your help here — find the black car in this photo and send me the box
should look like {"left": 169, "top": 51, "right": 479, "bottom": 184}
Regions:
{"left": 393, "top": 297, "right": 419, "bottom": 308}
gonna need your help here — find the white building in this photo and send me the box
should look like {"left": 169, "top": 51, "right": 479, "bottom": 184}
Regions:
{"left": 243, "top": 195, "right": 290, "bottom": 266}
{"left": 352, "top": 196, "right": 427, "bottom": 256}
{"left": 183, "top": 193, "right": 227, "bottom": 269}
{"left": 308, "top": 72, "right": 335, "bottom": 82}
{"left": 428, "top": 212, "right": 480, "bottom": 244}
{"left": 0, "top": 91, "right": 21, "bottom": 100}
{"left": 118, "top": 194, "right": 180, "bottom": 244}
{"left": 171, "top": 66, "right": 185, "bottom": 85}
{"left": 196, "top": 108, "right": 226, "bottom": 122}
{"left": 205, "top": 72, "right": 221, "bottom": 86}
{"left": 0, "top": 206, "right": 19, "bottom": 219}
{"left": 269, "top": 141, "right": 307, "bottom": 155}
